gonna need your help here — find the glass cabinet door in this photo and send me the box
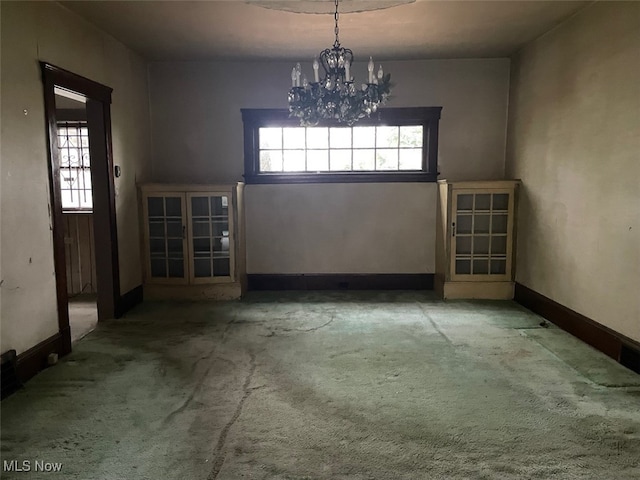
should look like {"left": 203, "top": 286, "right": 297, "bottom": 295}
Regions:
{"left": 451, "top": 190, "right": 513, "bottom": 281}
{"left": 187, "top": 193, "right": 233, "bottom": 282}
{"left": 145, "top": 195, "right": 187, "bottom": 282}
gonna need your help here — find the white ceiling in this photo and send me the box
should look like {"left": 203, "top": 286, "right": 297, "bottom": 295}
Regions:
{"left": 61, "top": 0, "right": 589, "bottom": 62}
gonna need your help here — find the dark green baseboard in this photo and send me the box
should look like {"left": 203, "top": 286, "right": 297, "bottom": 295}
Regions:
{"left": 247, "top": 274, "right": 434, "bottom": 291}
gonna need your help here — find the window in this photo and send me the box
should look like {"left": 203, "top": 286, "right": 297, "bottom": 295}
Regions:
{"left": 242, "top": 107, "right": 441, "bottom": 184}
{"left": 58, "top": 122, "right": 92, "bottom": 211}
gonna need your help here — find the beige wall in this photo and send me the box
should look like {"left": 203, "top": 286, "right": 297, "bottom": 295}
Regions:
{"left": 0, "top": 1, "right": 151, "bottom": 354}
{"left": 245, "top": 183, "right": 436, "bottom": 274}
{"left": 149, "top": 58, "right": 510, "bottom": 274}
{"left": 149, "top": 58, "right": 510, "bottom": 183}
{"left": 506, "top": 2, "right": 640, "bottom": 342}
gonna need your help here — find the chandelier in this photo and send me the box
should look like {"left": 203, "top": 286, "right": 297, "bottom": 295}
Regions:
{"left": 287, "top": 0, "right": 392, "bottom": 126}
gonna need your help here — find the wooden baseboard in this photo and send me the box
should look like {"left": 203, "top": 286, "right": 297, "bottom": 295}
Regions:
{"left": 14, "top": 332, "right": 69, "bottom": 387}
{"left": 514, "top": 283, "right": 640, "bottom": 374}
{"left": 247, "top": 274, "right": 434, "bottom": 291}
{"left": 115, "top": 285, "right": 143, "bottom": 318}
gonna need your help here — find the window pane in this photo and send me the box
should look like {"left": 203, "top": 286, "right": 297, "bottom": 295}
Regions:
{"left": 376, "top": 126, "right": 398, "bottom": 148}
{"left": 330, "top": 149, "right": 352, "bottom": 171}
{"left": 376, "top": 149, "right": 398, "bottom": 170}
{"left": 259, "top": 128, "right": 282, "bottom": 149}
{"left": 283, "top": 150, "right": 306, "bottom": 171}
{"left": 330, "top": 128, "right": 351, "bottom": 148}
{"left": 307, "top": 150, "right": 329, "bottom": 171}
{"left": 352, "top": 126, "right": 376, "bottom": 148}
{"left": 283, "top": 128, "right": 305, "bottom": 149}
{"left": 399, "top": 149, "right": 421, "bottom": 170}
{"left": 307, "top": 128, "right": 328, "bottom": 149}
{"left": 399, "top": 126, "right": 423, "bottom": 147}
{"left": 353, "top": 149, "right": 375, "bottom": 171}
{"left": 79, "top": 189, "right": 92, "bottom": 210}
{"left": 260, "top": 151, "right": 283, "bottom": 172}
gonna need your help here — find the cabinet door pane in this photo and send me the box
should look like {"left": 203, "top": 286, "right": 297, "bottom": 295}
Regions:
{"left": 194, "top": 258, "right": 212, "bottom": 277}
{"left": 492, "top": 214, "right": 508, "bottom": 234}
{"left": 190, "top": 194, "right": 232, "bottom": 280}
{"left": 491, "top": 235, "right": 507, "bottom": 255}
{"left": 213, "top": 258, "right": 230, "bottom": 276}
{"left": 473, "top": 236, "right": 489, "bottom": 255}
{"left": 492, "top": 193, "right": 509, "bottom": 211}
{"left": 473, "top": 259, "right": 489, "bottom": 274}
{"left": 475, "top": 194, "right": 491, "bottom": 211}
{"left": 457, "top": 194, "right": 473, "bottom": 211}
{"left": 457, "top": 215, "right": 472, "bottom": 234}
{"left": 474, "top": 215, "right": 490, "bottom": 234}
{"left": 165, "top": 197, "right": 182, "bottom": 217}
{"left": 490, "top": 259, "right": 506, "bottom": 275}
{"left": 456, "top": 236, "right": 472, "bottom": 255}
{"left": 148, "top": 197, "right": 164, "bottom": 217}
{"left": 455, "top": 259, "right": 471, "bottom": 275}
{"left": 147, "top": 196, "right": 184, "bottom": 279}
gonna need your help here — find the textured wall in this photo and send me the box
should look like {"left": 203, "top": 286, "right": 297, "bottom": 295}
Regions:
{"left": 506, "top": 2, "right": 640, "bottom": 341}
{"left": 0, "top": 1, "right": 151, "bottom": 354}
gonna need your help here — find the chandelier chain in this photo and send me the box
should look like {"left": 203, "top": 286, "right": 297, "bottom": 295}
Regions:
{"left": 334, "top": 0, "right": 340, "bottom": 48}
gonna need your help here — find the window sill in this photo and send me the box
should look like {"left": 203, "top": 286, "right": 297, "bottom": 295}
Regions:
{"left": 243, "top": 171, "right": 438, "bottom": 184}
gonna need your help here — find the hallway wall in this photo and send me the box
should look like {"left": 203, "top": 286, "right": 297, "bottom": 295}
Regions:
{"left": 0, "top": 1, "right": 152, "bottom": 355}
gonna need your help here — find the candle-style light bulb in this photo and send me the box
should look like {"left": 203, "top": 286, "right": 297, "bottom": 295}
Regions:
{"left": 345, "top": 60, "right": 351, "bottom": 82}
{"left": 378, "top": 65, "right": 384, "bottom": 80}
{"left": 368, "top": 57, "right": 374, "bottom": 83}
{"left": 291, "top": 67, "right": 297, "bottom": 87}
{"left": 295, "top": 62, "right": 301, "bottom": 87}
{"left": 302, "top": 74, "right": 308, "bottom": 88}
{"left": 313, "top": 59, "right": 320, "bottom": 83}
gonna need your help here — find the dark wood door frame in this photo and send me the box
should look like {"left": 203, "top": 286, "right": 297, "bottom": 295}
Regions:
{"left": 41, "top": 62, "right": 120, "bottom": 354}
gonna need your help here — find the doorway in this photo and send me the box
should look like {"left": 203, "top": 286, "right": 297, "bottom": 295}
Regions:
{"left": 41, "top": 63, "right": 120, "bottom": 354}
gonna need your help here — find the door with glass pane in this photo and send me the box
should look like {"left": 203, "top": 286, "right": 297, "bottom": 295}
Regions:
{"left": 144, "top": 194, "right": 188, "bottom": 284}
{"left": 450, "top": 189, "right": 514, "bottom": 282}
{"left": 187, "top": 193, "right": 234, "bottom": 283}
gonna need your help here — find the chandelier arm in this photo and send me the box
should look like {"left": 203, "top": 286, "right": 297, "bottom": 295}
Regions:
{"left": 334, "top": 0, "right": 340, "bottom": 48}
{"left": 287, "top": 0, "right": 392, "bottom": 126}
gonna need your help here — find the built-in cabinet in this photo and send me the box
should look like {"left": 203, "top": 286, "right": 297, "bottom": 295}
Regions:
{"left": 436, "top": 180, "right": 520, "bottom": 299}
{"left": 140, "top": 184, "right": 245, "bottom": 299}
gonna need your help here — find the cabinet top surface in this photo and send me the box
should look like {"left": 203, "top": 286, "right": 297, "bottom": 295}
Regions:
{"left": 438, "top": 179, "right": 521, "bottom": 188}
{"left": 140, "top": 183, "right": 243, "bottom": 192}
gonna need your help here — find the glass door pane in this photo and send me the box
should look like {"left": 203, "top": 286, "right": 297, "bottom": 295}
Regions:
{"left": 190, "top": 194, "right": 231, "bottom": 279}
{"left": 452, "top": 190, "right": 512, "bottom": 278}
{"left": 147, "top": 196, "right": 184, "bottom": 278}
